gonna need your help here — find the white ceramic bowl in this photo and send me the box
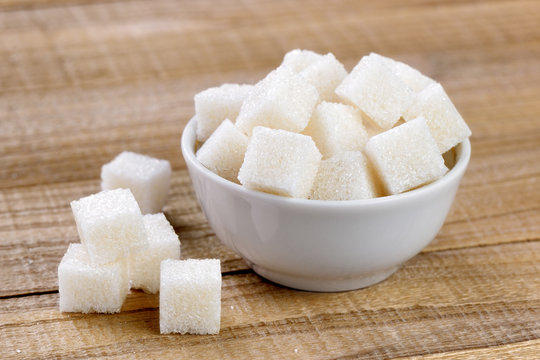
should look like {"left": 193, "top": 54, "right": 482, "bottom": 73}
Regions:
{"left": 181, "top": 118, "right": 471, "bottom": 292}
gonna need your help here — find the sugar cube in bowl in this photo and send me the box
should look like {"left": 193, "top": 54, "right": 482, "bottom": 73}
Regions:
{"left": 181, "top": 117, "right": 470, "bottom": 291}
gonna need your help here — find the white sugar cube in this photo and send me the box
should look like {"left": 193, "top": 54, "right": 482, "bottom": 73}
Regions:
{"left": 310, "top": 152, "right": 378, "bottom": 200}
{"left": 196, "top": 119, "right": 248, "bottom": 183}
{"left": 101, "top": 151, "right": 171, "bottom": 214}
{"left": 235, "top": 67, "right": 319, "bottom": 135}
{"left": 129, "top": 213, "right": 180, "bottom": 294}
{"left": 303, "top": 101, "right": 369, "bottom": 159}
{"left": 369, "top": 52, "right": 435, "bottom": 92}
{"left": 404, "top": 82, "right": 472, "bottom": 153}
{"left": 365, "top": 117, "right": 448, "bottom": 195}
{"left": 300, "top": 53, "right": 348, "bottom": 103}
{"left": 71, "top": 189, "right": 147, "bottom": 265}
{"left": 238, "top": 127, "right": 322, "bottom": 198}
{"left": 335, "top": 54, "right": 415, "bottom": 130}
{"left": 160, "top": 259, "right": 221, "bottom": 335}
{"left": 282, "top": 50, "right": 348, "bottom": 103}
{"left": 195, "top": 83, "right": 253, "bottom": 142}
{"left": 280, "top": 49, "right": 323, "bottom": 72}
{"left": 58, "top": 244, "right": 129, "bottom": 313}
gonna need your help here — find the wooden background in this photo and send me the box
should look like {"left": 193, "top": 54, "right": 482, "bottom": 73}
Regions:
{"left": 1, "top": 0, "right": 539, "bottom": 358}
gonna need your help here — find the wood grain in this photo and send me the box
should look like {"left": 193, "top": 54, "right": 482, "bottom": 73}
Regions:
{"left": 1, "top": 167, "right": 538, "bottom": 297}
{"left": 0, "top": 0, "right": 539, "bottom": 358}
{"left": 1, "top": 242, "right": 539, "bottom": 358}
{"left": 398, "top": 340, "right": 540, "bottom": 360}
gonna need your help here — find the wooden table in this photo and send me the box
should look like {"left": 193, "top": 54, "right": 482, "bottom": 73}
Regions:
{"left": 1, "top": 0, "right": 539, "bottom": 358}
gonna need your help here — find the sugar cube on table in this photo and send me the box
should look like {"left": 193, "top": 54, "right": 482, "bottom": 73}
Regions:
{"left": 196, "top": 119, "right": 248, "bottom": 183}
{"left": 195, "top": 83, "right": 253, "bottom": 142}
{"left": 280, "top": 49, "right": 323, "bottom": 72}
{"left": 369, "top": 52, "right": 435, "bottom": 93}
{"left": 235, "top": 66, "right": 319, "bottom": 135}
{"left": 365, "top": 117, "right": 448, "bottom": 195}
{"left": 129, "top": 213, "right": 180, "bottom": 294}
{"left": 101, "top": 151, "right": 171, "bottom": 214}
{"left": 310, "top": 151, "right": 378, "bottom": 200}
{"left": 404, "top": 82, "right": 472, "bottom": 153}
{"left": 160, "top": 259, "right": 221, "bottom": 335}
{"left": 335, "top": 53, "right": 415, "bottom": 130}
{"left": 58, "top": 243, "right": 129, "bottom": 313}
{"left": 70, "top": 188, "right": 147, "bottom": 265}
{"left": 303, "top": 101, "right": 369, "bottom": 159}
{"left": 238, "top": 127, "right": 322, "bottom": 198}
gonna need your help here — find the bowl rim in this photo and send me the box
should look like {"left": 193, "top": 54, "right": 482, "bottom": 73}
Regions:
{"left": 181, "top": 116, "right": 471, "bottom": 210}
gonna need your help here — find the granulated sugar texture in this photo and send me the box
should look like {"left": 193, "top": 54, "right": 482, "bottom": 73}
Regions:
{"left": 193, "top": 50, "right": 471, "bottom": 200}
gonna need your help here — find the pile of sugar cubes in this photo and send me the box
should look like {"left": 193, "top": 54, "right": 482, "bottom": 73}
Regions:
{"left": 195, "top": 50, "right": 471, "bottom": 200}
{"left": 58, "top": 151, "right": 221, "bottom": 335}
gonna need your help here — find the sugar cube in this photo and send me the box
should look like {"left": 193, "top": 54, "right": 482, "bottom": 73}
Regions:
{"left": 58, "top": 244, "right": 129, "bottom": 313}
{"left": 300, "top": 53, "right": 347, "bottom": 103}
{"left": 365, "top": 117, "right": 448, "bottom": 195}
{"left": 196, "top": 119, "right": 248, "bottom": 183}
{"left": 238, "top": 127, "right": 322, "bottom": 198}
{"left": 101, "top": 151, "right": 171, "bottom": 214}
{"left": 160, "top": 259, "right": 221, "bottom": 335}
{"left": 280, "top": 49, "right": 323, "bottom": 72}
{"left": 129, "top": 213, "right": 180, "bottom": 294}
{"left": 195, "top": 83, "right": 253, "bottom": 142}
{"left": 235, "top": 67, "right": 319, "bottom": 135}
{"left": 404, "top": 82, "right": 472, "bottom": 153}
{"left": 369, "top": 52, "right": 435, "bottom": 92}
{"left": 70, "top": 188, "right": 147, "bottom": 265}
{"left": 335, "top": 54, "right": 415, "bottom": 130}
{"left": 310, "top": 151, "right": 378, "bottom": 200}
{"left": 281, "top": 50, "right": 348, "bottom": 103}
{"left": 303, "top": 101, "right": 369, "bottom": 159}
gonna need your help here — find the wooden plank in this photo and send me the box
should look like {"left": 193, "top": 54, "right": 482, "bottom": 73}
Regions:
{"left": 1, "top": 164, "right": 538, "bottom": 297}
{"left": 1, "top": 51, "right": 539, "bottom": 189}
{"left": 397, "top": 339, "right": 540, "bottom": 360}
{"left": 1, "top": 241, "right": 539, "bottom": 359}
{"left": 0, "top": 1, "right": 537, "bottom": 96}
{"left": 0, "top": 34, "right": 538, "bottom": 189}
{"left": 429, "top": 175, "right": 540, "bottom": 251}
{"left": 0, "top": 1, "right": 537, "bottom": 88}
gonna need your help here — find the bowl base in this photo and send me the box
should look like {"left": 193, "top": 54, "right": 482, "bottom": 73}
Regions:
{"left": 250, "top": 264, "right": 399, "bottom": 292}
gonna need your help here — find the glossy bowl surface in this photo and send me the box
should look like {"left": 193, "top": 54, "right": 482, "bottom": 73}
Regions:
{"left": 181, "top": 118, "right": 470, "bottom": 291}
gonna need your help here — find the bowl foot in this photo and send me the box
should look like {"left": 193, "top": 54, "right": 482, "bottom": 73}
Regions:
{"left": 250, "top": 264, "right": 399, "bottom": 292}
